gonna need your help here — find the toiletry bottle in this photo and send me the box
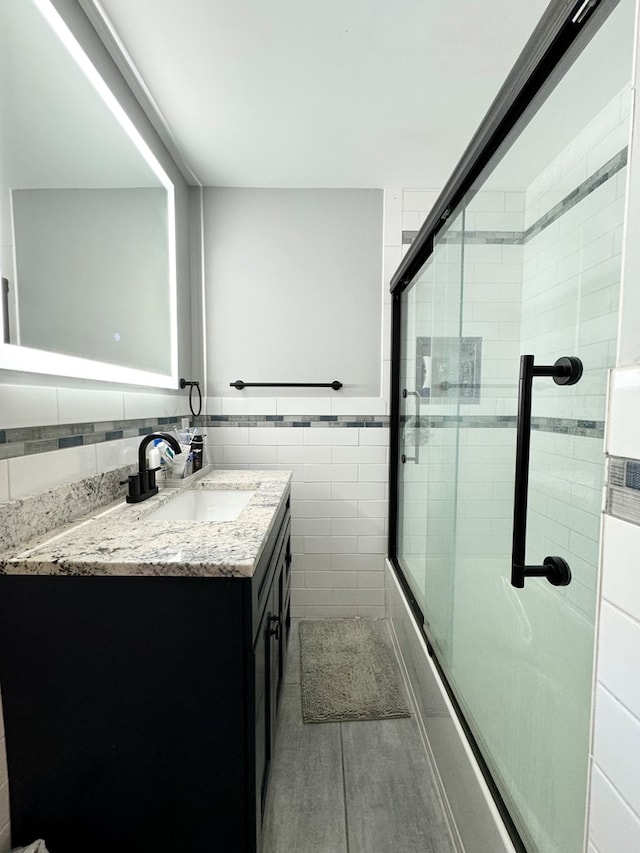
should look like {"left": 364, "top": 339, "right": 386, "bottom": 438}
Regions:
{"left": 190, "top": 434, "right": 204, "bottom": 472}
{"left": 153, "top": 438, "right": 176, "bottom": 465}
{"left": 147, "top": 446, "right": 161, "bottom": 471}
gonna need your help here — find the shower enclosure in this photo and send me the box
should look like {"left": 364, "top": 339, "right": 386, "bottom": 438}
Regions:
{"left": 389, "top": 1, "right": 635, "bottom": 851}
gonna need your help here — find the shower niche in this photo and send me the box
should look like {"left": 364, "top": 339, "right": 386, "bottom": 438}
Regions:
{"left": 415, "top": 336, "right": 482, "bottom": 402}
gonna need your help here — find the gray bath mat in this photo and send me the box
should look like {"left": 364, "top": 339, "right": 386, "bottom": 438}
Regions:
{"left": 299, "top": 618, "right": 411, "bottom": 723}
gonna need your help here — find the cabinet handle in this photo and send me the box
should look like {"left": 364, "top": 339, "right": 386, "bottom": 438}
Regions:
{"left": 269, "top": 615, "right": 281, "bottom": 640}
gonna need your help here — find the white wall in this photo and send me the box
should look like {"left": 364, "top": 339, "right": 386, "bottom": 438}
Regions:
{"left": 200, "top": 186, "right": 390, "bottom": 618}
{"left": 203, "top": 187, "right": 383, "bottom": 398}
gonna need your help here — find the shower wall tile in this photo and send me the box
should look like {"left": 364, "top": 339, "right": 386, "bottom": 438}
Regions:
{"left": 122, "top": 391, "right": 184, "bottom": 420}
{"left": 402, "top": 211, "right": 420, "bottom": 231}
{"left": 525, "top": 90, "right": 630, "bottom": 229}
{"left": 607, "top": 367, "right": 640, "bottom": 458}
{"left": 383, "top": 188, "right": 403, "bottom": 246}
{"left": 8, "top": 444, "right": 98, "bottom": 500}
{"left": 592, "top": 684, "right": 640, "bottom": 818}
{"left": 600, "top": 514, "right": 640, "bottom": 621}
{"left": 402, "top": 189, "right": 440, "bottom": 214}
{"left": 58, "top": 388, "right": 124, "bottom": 424}
{"left": 519, "top": 92, "right": 627, "bottom": 627}
{"left": 596, "top": 600, "right": 640, "bottom": 737}
{"left": 0, "top": 384, "right": 58, "bottom": 429}
{"left": 219, "top": 396, "right": 277, "bottom": 416}
{"left": 94, "top": 435, "right": 140, "bottom": 471}
{"left": 331, "top": 396, "right": 387, "bottom": 416}
{"left": 589, "top": 765, "right": 640, "bottom": 853}
{"left": 276, "top": 397, "right": 332, "bottom": 416}
{"left": 590, "top": 322, "right": 640, "bottom": 849}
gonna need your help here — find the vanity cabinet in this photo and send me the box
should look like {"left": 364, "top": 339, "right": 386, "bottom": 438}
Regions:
{"left": 0, "top": 490, "right": 291, "bottom": 853}
{"left": 251, "top": 498, "right": 291, "bottom": 850}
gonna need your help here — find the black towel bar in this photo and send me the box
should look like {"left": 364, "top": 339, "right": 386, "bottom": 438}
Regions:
{"left": 230, "top": 380, "right": 342, "bottom": 390}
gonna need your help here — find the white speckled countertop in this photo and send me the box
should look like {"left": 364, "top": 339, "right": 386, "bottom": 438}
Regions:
{"left": 0, "top": 470, "right": 291, "bottom": 579}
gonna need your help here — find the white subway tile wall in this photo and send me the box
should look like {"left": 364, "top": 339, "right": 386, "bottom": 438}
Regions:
{"left": 8, "top": 444, "right": 98, "bottom": 501}
{"left": 0, "top": 385, "right": 59, "bottom": 429}
{"left": 589, "top": 373, "right": 640, "bottom": 850}
{"left": 0, "top": 384, "right": 191, "bottom": 502}
{"left": 203, "top": 414, "right": 389, "bottom": 619}
{"left": 607, "top": 367, "right": 640, "bottom": 458}
{"left": 57, "top": 388, "right": 125, "bottom": 424}
{"left": 521, "top": 93, "right": 628, "bottom": 625}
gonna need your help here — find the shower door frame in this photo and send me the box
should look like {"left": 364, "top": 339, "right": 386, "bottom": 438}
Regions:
{"left": 388, "top": 1, "right": 625, "bottom": 850}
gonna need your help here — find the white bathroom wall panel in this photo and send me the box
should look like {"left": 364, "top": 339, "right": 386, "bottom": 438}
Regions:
{"left": 202, "top": 187, "right": 383, "bottom": 398}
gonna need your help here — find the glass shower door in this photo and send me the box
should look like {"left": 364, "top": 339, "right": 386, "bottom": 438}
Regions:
{"left": 394, "top": 2, "right": 634, "bottom": 851}
{"left": 397, "top": 213, "right": 463, "bottom": 657}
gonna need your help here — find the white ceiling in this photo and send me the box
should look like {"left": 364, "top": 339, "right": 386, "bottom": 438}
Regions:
{"left": 96, "top": 0, "right": 551, "bottom": 188}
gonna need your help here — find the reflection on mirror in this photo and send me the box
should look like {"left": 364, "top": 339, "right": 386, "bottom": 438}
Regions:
{"left": 0, "top": 0, "right": 177, "bottom": 386}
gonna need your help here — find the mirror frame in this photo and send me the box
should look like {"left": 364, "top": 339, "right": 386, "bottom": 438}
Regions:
{"left": 0, "top": 0, "right": 178, "bottom": 388}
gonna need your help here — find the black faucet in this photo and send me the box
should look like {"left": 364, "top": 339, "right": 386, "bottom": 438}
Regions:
{"left": 123, "top": 432, "right": 183, "bottom": 503}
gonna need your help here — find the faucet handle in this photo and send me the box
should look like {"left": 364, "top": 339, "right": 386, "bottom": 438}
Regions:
{"left": 122, "top": 474, "right": 142, "bottom": 501}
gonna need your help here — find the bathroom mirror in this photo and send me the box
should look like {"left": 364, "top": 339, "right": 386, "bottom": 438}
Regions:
{"left": 0, "top": 0, "right": 178, "bottom": 387}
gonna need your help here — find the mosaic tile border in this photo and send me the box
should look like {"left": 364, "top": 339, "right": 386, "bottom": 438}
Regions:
{"left": 205, "top": 415, "right": 389, "bottom": 428}
{"left": 606, "top": 456, "right": 640, "bottom": 527}
{"left": 0, "top": 415, "right": 191, "bottom": 461}
{"left": 524, "top": 148, "right": 627, "bottom": 243}
{"left": 401, "top": 147, "right": 627, "bottom": 248}
{"left": 0, "top": 414, "right": 390, "bottom": 461}
{"left": 399, "top": 413, "right": 604, "bottom": 439}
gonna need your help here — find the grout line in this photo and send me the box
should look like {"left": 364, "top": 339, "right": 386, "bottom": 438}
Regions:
{"left": 339, "top": 722, "right": 351, "bottom": 853}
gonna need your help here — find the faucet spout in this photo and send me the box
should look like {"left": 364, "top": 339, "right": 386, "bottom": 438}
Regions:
{"left": 125, "top": 432, "right": 183, "bottom": 504}
{"left": 137, "top": 432, "right": 182, "bottom": 476}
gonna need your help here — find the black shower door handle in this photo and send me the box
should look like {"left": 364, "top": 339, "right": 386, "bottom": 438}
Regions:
{"left": 402, "top": 388, "right": 423, "bottom": 464}
{"left": 511, "top": 354, "right": 583, "bottom": 588}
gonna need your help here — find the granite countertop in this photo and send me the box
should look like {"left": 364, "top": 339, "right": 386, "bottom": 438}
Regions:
{"left": 0, "top": 470, "right": 291, "bottom": 579}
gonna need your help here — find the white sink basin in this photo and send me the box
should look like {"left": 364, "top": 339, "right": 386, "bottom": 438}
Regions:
{"left": 148, "top": 489, "right": 255, "bottom": 522}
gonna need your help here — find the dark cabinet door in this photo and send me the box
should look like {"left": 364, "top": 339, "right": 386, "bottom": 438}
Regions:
{"left": 253, "top": 592, "right": 272, "bottom": 850}
{"left": 251, "top": 514, "right": 291, "bottom": 850}
{"left": 269, "top": 550, "right": 284, "bottom": 751}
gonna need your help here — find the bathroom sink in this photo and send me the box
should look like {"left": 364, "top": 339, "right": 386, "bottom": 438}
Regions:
{"left": 147, "top": 489, "right": 255, "bottom": 522}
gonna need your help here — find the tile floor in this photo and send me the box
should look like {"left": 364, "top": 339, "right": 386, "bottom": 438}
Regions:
{"left": 262, "top": 619, "right": 459, "bottom": 853}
